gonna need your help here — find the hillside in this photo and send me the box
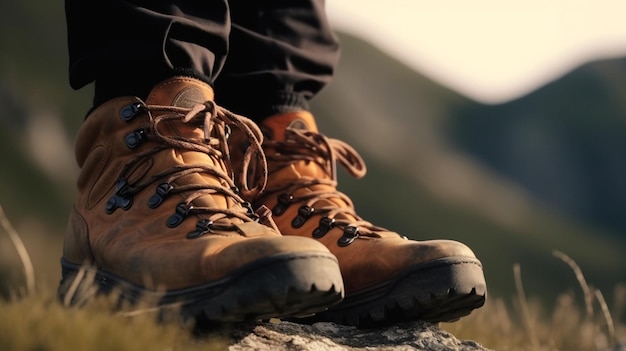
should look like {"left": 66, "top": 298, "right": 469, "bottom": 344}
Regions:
{"left": 449, "top": 59, "right": 626, "bottom": 236}
{"left": 311, "top": 32, "right": 626, "bottom": 302}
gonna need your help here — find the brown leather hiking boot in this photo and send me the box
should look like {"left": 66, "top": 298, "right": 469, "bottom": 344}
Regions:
{"left": 58, "top": 78, "right": 344, "bottom": 323}
{"left": 243, "top": 111, "right": 486, "bottom": 327}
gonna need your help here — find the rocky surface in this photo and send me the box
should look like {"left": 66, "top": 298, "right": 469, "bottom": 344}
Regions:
{"left": 225, "top": 320, "right": 492, "bottom": 351}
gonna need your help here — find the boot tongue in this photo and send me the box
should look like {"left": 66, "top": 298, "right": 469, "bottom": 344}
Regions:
{"left": 143, "top": 77, "right": 233, "bottom": 214}
{"left": 262, "top": 112, "right": 356, "bottom": 220}
{"left": 261, "top": 111, "right": 318, "bottom": 142}
{"left": 262, "top": 111, "right": 330, "bottom": 180}
{"left": 145, "top": 77, "right": 214, "bottom": 107}
{"left": 144, "top": 77, "right": 215, "bottom": 139}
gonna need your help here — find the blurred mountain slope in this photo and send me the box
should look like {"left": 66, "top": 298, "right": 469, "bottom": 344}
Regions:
{"left": 311, "top": 32, "right": 626, "bottom": 301}
{"left": 448, "top": 59, "right": 626, "bottom": 236}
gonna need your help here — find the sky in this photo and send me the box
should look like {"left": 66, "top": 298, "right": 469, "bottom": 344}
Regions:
{"left": 326, "top": 0, "right": 626, "bottom": 104}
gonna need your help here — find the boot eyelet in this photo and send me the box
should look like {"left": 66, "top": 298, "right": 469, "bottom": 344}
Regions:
{"left": 292, "top": 206, "right": 314, "bottom": 228}
{"left": 272, "top": 193, "right": 293, "bottom": 216}
{"left": 313, "top": 216, "right": 335, "bottom": 238}
{"left": 120, "top": 103, "right": 143, "bottom": 121}
{"left": 224, "top": 124, "right": 232, "bottom": 139}
{"left": 148, "top": 183, "right": 173, "bottom": 208}
{"left": 125, "top": 129, "right": 147, "bottom": 149}
{"left": 167, "top": 203, "right": 192, "bottom": 228}
{"left": 241, "top": 202, "right": 254, "bottom": 215}
{"left": 187, "top": 219, "right": 213, "bottom": 239}
{"left": 105, "top": 180, "right": 133, "bottom": 214}
{"left": 105, "top": 195, "right": 132, "bottom": 214}
{"left": 337, "top": 226, "right": 359, "bottom": 247}
{"left": 241, "top": 202, "right": 259, "bottom": 221}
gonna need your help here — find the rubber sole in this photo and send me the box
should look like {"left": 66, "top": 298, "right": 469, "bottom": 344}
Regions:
{"left": 293, "top": 257, "right": 486, "bottom": 328}
{"left": 58, "top": 252, "right": 344, "bottom": 323}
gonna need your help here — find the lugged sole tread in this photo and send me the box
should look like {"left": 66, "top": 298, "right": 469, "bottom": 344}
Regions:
{"left": 293, "top": 257, "right": 486, "bottom": 328}
{"left": 58, "top": 252, "right": 345, "bottom": 324}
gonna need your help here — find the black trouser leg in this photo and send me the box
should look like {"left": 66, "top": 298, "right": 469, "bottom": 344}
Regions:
{"left": 213, "top": 0, "right": 341, "bottom": 122}
{"left": 65, "top": 0, "right": 339, "bottom": 118}
{"left": 65, "top": 0, "right": 230, "bottom": 107}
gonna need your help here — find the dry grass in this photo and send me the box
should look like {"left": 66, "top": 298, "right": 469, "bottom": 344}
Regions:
{"left": 0, "top": 290, "right": 229, "bottom": 351}
{"left": 443, "top": 257, "right": 626, "bottom": 351}
{"left": 0, "top": 205, "right": 34, "bottom": 295}
{"left": 1, "top": 205, "right": 625, "bottom": 351}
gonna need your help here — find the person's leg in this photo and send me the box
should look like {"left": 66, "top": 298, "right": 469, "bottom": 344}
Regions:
{"left": 222, "top": 0, "right": 487, "bottom": 327}
{"left": 60, "top": 0, "right": 344, "bottom": 323}
{"left": 66, "top": 0, "right": 231, "bottom": 107}
{"left": 214, "top": 0, "right": 340, "bottom": 121}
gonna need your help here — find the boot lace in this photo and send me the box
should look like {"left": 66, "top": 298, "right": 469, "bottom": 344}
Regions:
{"left": 106, "top": 101, "right": 271, "bottom": 236}
{"left": 264, "top": 128, "right": 399, "bottom": 245}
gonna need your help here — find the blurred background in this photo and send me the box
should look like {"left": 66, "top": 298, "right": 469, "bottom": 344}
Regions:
{"left": 0, "top": 0, "right": 625, "bottom": 317}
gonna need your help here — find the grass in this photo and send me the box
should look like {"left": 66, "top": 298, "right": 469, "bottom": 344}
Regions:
{"left": 443, "top": 262, "right": 626, "bottom": 351}
{"left": 1, "top": 205, "right": 624, "bottom": 351}
{"left": 0, "top": 291, "right": 228, "bottom": 351}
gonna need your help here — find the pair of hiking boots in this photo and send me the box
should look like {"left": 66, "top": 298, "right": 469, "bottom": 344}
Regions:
{"left": 58, "top": 77, "right": 486, "bottom": 327}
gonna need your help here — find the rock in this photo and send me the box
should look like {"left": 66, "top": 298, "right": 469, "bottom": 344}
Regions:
{"left": 225, "top": 320, "right": 492, "bottom": 351}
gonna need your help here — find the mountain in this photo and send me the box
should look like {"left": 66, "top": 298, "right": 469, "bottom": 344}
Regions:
{"left": 310, "top": 32, "right": 626, "bottom": 302}
{"left": 449, "top": 59, "right": 626, "bottom": 237}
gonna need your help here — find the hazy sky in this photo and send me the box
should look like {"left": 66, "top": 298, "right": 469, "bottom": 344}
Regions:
{"left": 327, "top": 0, "right": 626, "bottom": 104}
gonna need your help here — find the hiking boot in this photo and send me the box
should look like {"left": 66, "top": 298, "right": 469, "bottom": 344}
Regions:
{"left": 58, "top": 78, "right": 344, "bottom": 323}
{"left": 243, "top": 111, "right": 486, "bottom": 327}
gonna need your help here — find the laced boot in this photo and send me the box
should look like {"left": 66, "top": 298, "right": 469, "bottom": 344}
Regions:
{"left": 58, "top": 78, "right": 344, "bottom": 323}
{"left": 247, "top": 111, "right": 486, "bottom": 327}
